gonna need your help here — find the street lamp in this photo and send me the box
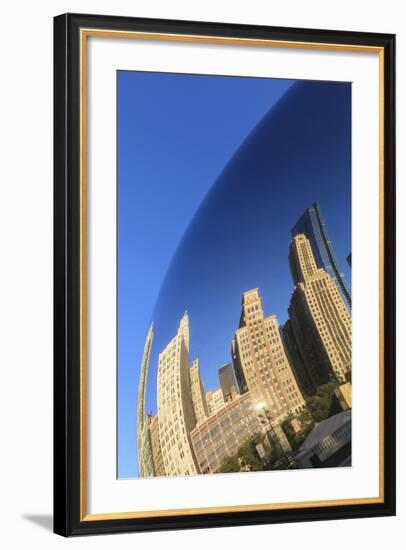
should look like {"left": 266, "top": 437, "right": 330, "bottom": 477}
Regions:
{"left": 255, "top": 402, "right": 295, "bottom": 469}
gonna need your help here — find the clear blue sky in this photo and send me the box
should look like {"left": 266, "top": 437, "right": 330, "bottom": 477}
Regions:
{"left": 117, "top": 71, "right": 351, "bottom": 478}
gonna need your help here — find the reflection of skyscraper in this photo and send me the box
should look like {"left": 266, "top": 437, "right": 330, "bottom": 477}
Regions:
{"left": 292, "top": 202, "right": 351, "bottom": 310}
{"left": 190, "top": 358, "right": 209, "bottom": 424}
{"left": 232, "top": 289, "right": 305, "bottom": 423}
{"left": 157, "top": 313, "right": 198, "bottom": 476}
{"left": 137, "top": 323, "right": 155, "bottom": 477}
{"left": 231, "top": 337, "right": 248, "bottom": 395}
{"left": 149, "top": 414, "right": 166, "bottom": 477}
{"left": 206, "top": 388, "right": 225, "bottom": 416}
{"left": 218, "top": 363, "right": 238, "bottom": 402}
{"left": 288, "top": 234, "right": 352, "bottom": 385}
{"left": 281, "top": 319, "right": 315, "bottom": 396}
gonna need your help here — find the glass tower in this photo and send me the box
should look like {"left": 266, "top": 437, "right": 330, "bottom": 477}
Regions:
{"left": 291, "top": 202, "right": 351, "bottom": 310}
{"left": 218, "top": 363, "right": 238, "bottom": 402}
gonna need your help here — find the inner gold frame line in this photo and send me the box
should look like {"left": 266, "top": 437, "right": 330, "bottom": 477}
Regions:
{"left": 79, "top": 27, "right": 385, "bottom": 522}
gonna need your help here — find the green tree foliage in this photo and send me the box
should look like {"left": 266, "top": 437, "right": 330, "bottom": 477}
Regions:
{"left": 218, "top": 433, "right": 271, "bottom": 473}
{"left": 218, "top": 454, "right": 241, "bottom": 473}
{"left": 282, "top": 410, "right": 314, "bottom": 451}
{"left": 282, "top": 381, "right": 347, "bottom": 450}
{"left": 305, "top": 381, "right": 342, "bottom": 423}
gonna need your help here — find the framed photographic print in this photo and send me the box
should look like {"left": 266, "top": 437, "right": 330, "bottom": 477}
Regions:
{"left": 53, "top": 13, "right": 396, "bottom": 536}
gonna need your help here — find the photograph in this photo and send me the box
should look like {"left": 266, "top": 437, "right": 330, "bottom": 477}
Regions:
{"left": 117, "top": 71, "right": 353, "bottom": 480}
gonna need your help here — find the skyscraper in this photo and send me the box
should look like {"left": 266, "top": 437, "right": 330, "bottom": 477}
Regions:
{"left": 137, "top": 323, "right": 155, "bottom": 477}
{"left": 190, "top": 358, "right": 209, "bottom": 424}
{"left": 157, "top": 313, "right": 198, "bottom": 476}
{"left": 206, "top": 388, "right": 225, "bottom": 416}
{"left": 231, "top": 337, "right": 248, "bottom": 395}
{"left": 232, "top": 289, "right": 306, "bottom": 424}
{"left": 149, "top": 414, "right": 166, "bottom": 477}
{"left": 292, "top": 202, "right": 351, "bottom": 310}
{"left": 218, "top": 363, "right": 238, "bottom": 403}
{"left": 281, "top": 319, "right": 315, "bottom": 396}
{"left": 288, "top": 234, "right": 352, "bottom": 385}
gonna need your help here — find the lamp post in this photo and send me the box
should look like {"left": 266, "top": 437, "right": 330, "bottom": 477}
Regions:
{"left": 256, "top": 402, "right": 295, "bottom": 469}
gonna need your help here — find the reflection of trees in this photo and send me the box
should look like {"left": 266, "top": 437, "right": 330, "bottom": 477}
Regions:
{"left": 280, "top": 381, "right": 346, "bottom": 452}
{"left": 305, "top": 381, "right": 342, "bottom": 423}
{"left": 281, "top": 411, "right": 314, "bottom": 451}
{"left": 218, "top": 434, "right": 271, "bottom": 473}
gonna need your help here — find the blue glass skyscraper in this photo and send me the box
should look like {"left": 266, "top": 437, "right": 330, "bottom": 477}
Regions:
{"left": 291, "top": 202, "right": 351, "bottom": 310}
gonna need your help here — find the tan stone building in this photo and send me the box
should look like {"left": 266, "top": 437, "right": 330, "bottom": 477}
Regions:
{"left": 335, "top": 382, "right": 352, "bottom": 410}
{"left": 206, "top": 388, "right": 225, "bottom": 416}
{"left": 157, "top": 313, "right": 198, "bottom": 476}
{"left": 288, "top": 234, "right": 352, "bottom": 385}
{"left": 137, "top": 323, "right": 155, "bottom": 477}
{"left": 190, "top": 392, "right": 261, "bottom": 473}
{"left": 232, "top": 289, "right": 305, "bottom": 424}
{"left": 149, "top": 414, "right": 166, "bottom": 477}
{"left": 190, "top": 358, "right": 209, "bottom": 424}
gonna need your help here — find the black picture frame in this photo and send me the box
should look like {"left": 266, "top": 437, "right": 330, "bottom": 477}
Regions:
{"left": 54, "top": 12, "right": 396, "bottom": 537}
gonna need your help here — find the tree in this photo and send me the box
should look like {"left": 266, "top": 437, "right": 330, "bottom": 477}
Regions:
{"left": 218, "top": 433, "right": 271, "bottom": 473}
{"left": 218, "top": 454, "right": 240, "bottom": 473}
{"left": 305, "top": 381, "right": 341, "bottom": 423}
{"left": 282, "top": 410, "right": 314, "bottom": 451}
